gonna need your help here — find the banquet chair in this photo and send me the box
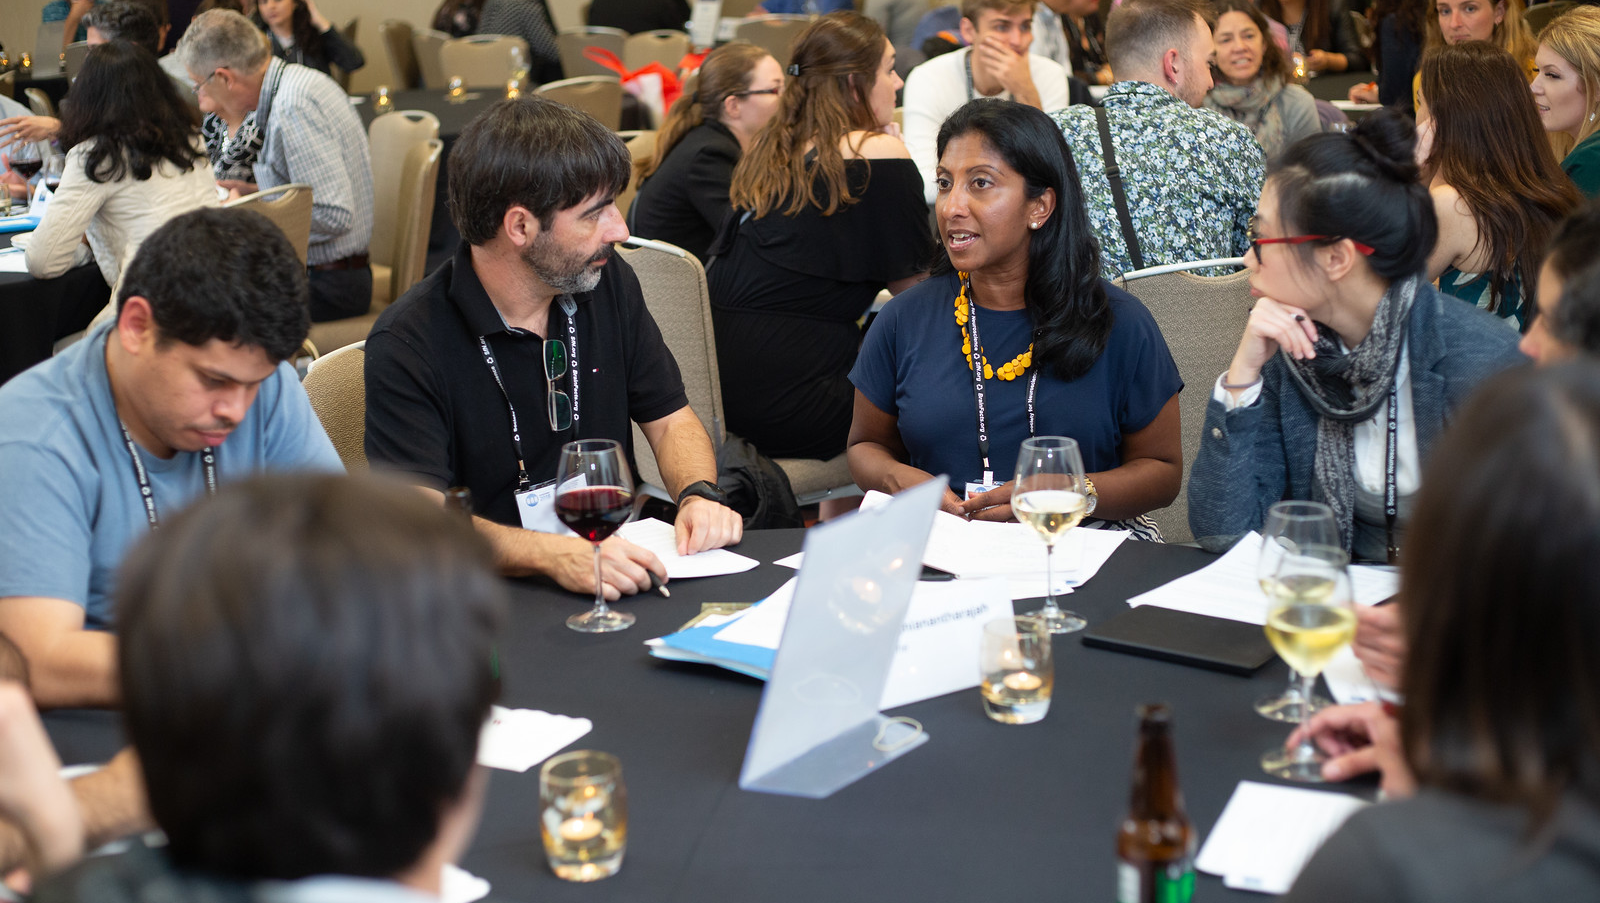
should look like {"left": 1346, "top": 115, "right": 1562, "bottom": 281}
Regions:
{"left": 0, "top": 72, "right": 12, "bottom": 101}
{"left": 309, "top": 136, "right": 443, "bottom": 355}
{"left": 1118, "top": 258, "right": 1253, "bottom": 544}
{"left": 224, "top": 183, "right": 313, "bottom": 265}
{"left": 367, "top": 111, "right": 440, "bottom": 306}
{"left": 412, "top": 28, "right": 451, "bottom": 89}
{"left": 623, "top": 30, "right": 691, "bottom": 72}
{"left": 547, "top": 0, "right": 588, "bottom": 30}
{"left": 720, "top": 0, "right": 765, "bottom": 19}
{"left": 63, "top": 41, "right": 90, "bottom": 80}
{"left": 302, "top": 341, "right": 368, "bottom": 469}
{"left": 25, "top": 88, "right": 54, "bottom": 117}
{"left": 557, "top": 27, "right": 627, "bottom": 79}
{"left": 380, "top": 19, "right": 421, "bottom": 89}
{"left": 617, "top": 238, "right": 722, "bottom": 497}
{"left": 330, "top": 17, "right": 360, "bottom": 92}
{"left": 536, "top": 76, "right": 623, "bottom": 129}
{"left": 439, "top": 35, "right": 531, "bottom": 88}
{"left": 616, "top": 129, "right": 657, "bottom": 229}
{"left": 733, "top": 16, "right": 811, "bottom": 69}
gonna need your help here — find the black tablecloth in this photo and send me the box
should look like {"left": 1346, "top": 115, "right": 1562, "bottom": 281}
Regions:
{"left": 10, "top": 70, "right": 70, "bottom": 109}
{"left": 1306, "top": 70, "right": 1369, "bottom": 103}
{"left": 46, "top": 533, "right": 1369, "bottom": 901}
{"left": 0, "top": 232, "right": 110, "bottom": 385}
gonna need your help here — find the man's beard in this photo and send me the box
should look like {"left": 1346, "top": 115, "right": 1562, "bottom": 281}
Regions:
{"left": 523, "top": 233, "right": 611, "bottom": 295}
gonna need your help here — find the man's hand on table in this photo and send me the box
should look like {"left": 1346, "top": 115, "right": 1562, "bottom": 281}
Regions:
{"left": 548, "top": 534, "right": 666, "bottom": 601}
{"left": 0, "top": 117, "right": 61, "bottom": 152}
{"left": 674, "top": 496, "right": 743, "bottom": 556}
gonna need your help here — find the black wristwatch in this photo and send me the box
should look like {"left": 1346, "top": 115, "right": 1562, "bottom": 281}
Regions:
{"left": 676, "top": 480, "right": 729, "bottom": 508}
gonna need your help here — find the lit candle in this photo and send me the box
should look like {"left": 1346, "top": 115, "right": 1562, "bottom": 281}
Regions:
{"left": 1003, "top": 672, "right": 1043, "bottom": 692}
{"left": 559, "top": 815, "right": 603, "bottom": 843}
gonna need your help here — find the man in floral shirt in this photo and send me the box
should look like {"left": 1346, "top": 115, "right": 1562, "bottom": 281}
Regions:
{"left": 1051, "top": 0, "right": 1263, "bottom": 278}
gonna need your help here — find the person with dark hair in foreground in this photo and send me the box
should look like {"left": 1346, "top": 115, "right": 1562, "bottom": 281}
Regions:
{"left": 0, "top": 208, "right": 342, "bottom": 709}
{"left": 1280, "top": 361, "right": 1600, "bottom": 902}
{"left": 364, "top": 97, "right": 741, "bottom": 601}
{"left": 30, "top": 473, "right": 504, "bottom": 902}
{"left": 848, "top": 100, "right": 1182, "bottom": 536}
{"left": 1188, "top": 110, "right": 1526, "bottom": 562}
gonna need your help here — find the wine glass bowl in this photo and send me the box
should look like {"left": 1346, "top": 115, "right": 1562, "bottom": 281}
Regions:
{"left": 1260, "top": 544, "right": 1356, "bottom": 782}
{"left": 1012, "top": 436, "right": 1089, "bottom": 634}
{"left": 555, "top": 439, "right": 636, "bottom": 633}
{"left": 8, "top": 142, "right": 42, "bottom": 184}
{"left": 1254, "top": 501, "right": 1339, "bottom": 722}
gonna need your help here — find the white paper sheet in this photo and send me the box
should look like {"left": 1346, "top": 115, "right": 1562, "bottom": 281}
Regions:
{"left": 1196, "top": 780, "right": 1368, "bottom": 894}
{"left": 857, "top": 490, "right": 1128, "bottom": 599}
{"left": 441, "top": 864, "right": 490, "bottom": 903}
{"left": 709, "top": 577, "right": 1014, "bottom": 709}
{"left": 475, "top": 706, "right": 592, "bottom": 773}
{"left": 616, "top": 517, "right": 759, "bottom": 579}
{"left": 773, "top": 552, "right": 804, "bottom": 569}
{"left": 1321, "top": 645, "right": 1383, "bottom": 706}
{"left": 0, "top": 248, "right": 28, "bottom": 273}
{"left": 1127, "top": 532, "right": 1400, "bottom": 625}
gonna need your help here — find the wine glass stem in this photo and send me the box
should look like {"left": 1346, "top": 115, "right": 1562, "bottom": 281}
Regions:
{"left": 1042, "top": 543, "right": 1059, "bottom": 615}
{"left": 1294, "top": 671, "right": 1319, "bottom": 759}
{"left": 591, "top": 543, "right": 610, "bottom": 615}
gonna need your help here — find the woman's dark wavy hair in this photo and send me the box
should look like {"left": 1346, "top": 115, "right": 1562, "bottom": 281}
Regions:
{"left": 57, "top": 41, "right": 204, "bottom": 184}
{"left": 1401, "top": 361, "right": 1600, "bottom": 832}
{"left": 1268, "top": 109, "right": 1434, "bottom": 282}
{"left": 934, "top": 100, "right": 1110, "bottom": 382}
{"left": 255, "top": 0, "right": 327, "bottom": 63}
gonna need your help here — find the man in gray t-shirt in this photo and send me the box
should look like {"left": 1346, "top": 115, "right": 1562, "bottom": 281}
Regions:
{"left": 0, "top": 208, "right": 342, "bottom": 709}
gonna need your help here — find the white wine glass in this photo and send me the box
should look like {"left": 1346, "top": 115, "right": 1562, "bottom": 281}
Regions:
{"left": 1012, "top": 436, "right": 1090, "bottom": 634}
{"left": 554, "top": 439, "right": 636, "bottom": 633}
{"left": 1260, "top": 544, "right": 1356, "bottom": 782}
{"left": 1254, "top": 501, "right": 1339, "bottom": 722}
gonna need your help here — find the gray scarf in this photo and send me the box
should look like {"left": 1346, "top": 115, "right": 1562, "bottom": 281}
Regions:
{"left": 1205, "top": 76, "right": 1289, "bottom": 157}
{"left": 1281, "top": 272, "right": 1423, "bottom": 550}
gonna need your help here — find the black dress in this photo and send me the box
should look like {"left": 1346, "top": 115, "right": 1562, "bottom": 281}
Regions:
{"left": 632, "top": 120, "right": 741, "bottom": 263}
{"left": 705, "top": 157, "right": 932, "bottom": 460}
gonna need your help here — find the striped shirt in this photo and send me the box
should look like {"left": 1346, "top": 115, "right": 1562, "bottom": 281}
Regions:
{"left": 252, "top": 58, "right": 373, "bottom": 266}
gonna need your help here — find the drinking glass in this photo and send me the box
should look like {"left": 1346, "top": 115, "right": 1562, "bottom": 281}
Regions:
{"left": 509, "top": 44, "right": 530, "bottom": 84}
{"left": 555, "top": 439, "right": 636, "bottom": 633}
{"left": 1012, "top": 436, "right": 1090, "bottom": 633}
{"left": 370, "top": 84, "right": 394, "bottom": 115}
{"left": 7, "top": 142, "right": 42, "bottom": 187}
{"left": 540, "top": 750, "right": 627, "bottom": 882}
{"left": 1260, "top": 544, "right": 1356, "bottom": 782}
{"left": 1254, "top": 501, "right": 1340, "bottom": 722}
{"left": 446, "top": 75, "right": 467, "bottom": 103}
{"left": 41, "top": 154, "right": 65, "bottom": 194}
{"left": 979, "top": 615, "right": 1053, "bottom": 724}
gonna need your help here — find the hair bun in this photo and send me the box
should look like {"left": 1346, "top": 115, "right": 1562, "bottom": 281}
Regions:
{"left": 1349, "top": 110, "right": 1421, "bottom": 184}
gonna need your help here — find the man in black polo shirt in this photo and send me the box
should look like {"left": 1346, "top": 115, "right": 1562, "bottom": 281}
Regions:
{"left": 364, "top": 97, "right": 742, "bottom": 600}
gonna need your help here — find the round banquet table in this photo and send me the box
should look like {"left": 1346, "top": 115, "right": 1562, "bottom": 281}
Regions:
{"left": 0, "top": 231, "right": 110, "bottom": 385}
{"left": 45, "top": 531, "right": 1375, "bottom": 902}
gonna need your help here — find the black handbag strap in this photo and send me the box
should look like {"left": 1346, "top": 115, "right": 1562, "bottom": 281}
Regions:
{"left": 1094, "top": 105, "right": 1145, "bottom": 272}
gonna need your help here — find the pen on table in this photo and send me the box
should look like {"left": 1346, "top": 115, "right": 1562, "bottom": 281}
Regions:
{"left": 648, "top": 571, "right": 671, "bottom": 597}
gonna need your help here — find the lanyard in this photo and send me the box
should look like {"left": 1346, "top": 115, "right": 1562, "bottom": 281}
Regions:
{"left": 478, "top": 298, "right": 579, "bottom": 491}
{"left": 966, "top": 297, "right": 1039, "bottom": 485}
{"left": 1383, "top": 388, "right": 1399, "bottom": 564}
{"left": 964, "top": 52, "right": 976, "bottom": 102}
{"left": 120, "top": 423, "right": 216, "bottom": 530}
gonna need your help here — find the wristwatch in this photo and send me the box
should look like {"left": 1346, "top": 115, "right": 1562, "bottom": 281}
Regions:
{"left": 676, "top": 480, "right": 729, "bottom": 508}
{"left": 1083, "top": 478, "right": 1099, "bottom": 516}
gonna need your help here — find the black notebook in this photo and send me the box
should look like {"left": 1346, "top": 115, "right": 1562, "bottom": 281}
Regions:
{"left": 1080, "top": 606, "right": 1276, "bottom": 676}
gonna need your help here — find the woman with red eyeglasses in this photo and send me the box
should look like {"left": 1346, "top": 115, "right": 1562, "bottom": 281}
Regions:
{"left": 1187, "top": 110, "right": 1526, "bottom": 565}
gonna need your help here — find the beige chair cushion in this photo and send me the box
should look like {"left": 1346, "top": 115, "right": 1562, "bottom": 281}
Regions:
{"left": 302, "top": 341, "right": 368, "bottom": 469}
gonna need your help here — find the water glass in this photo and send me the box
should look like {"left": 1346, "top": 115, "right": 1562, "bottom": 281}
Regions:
{"left": 540, "top": 750, "right": 627, "bottom": 882}
{"left": 979, "top": 615, "right": 1053, "bottom": 724}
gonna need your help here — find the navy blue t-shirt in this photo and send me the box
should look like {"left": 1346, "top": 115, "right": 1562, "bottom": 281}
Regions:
{"left": 849, "top": 270, "right": 1182, "bottom": 490}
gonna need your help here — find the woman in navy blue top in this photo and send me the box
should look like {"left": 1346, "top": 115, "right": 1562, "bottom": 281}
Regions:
{"left": 847, "top": 101, "right": 1183, "bottom": 532}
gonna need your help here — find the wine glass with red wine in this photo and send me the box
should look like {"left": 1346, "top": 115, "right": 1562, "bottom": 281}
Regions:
{"left": 555, "top": 438, "right": 637, "bottom": 633}
{"left": 7, "top": 142, "right": 42, "bottom": 185}
{"left": 41, "top": 154, "right": 65, "bottom": 194}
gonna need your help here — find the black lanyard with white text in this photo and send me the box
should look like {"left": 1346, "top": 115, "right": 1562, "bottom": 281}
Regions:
{"left": 120, "top": 423, "right": 215, "bottom": 530}
{"left": 966, "top": 297, "right": 1039, "bottom": 485}
{"left": 964, "top": 52, "right": 976, "bottom": 102}
{"left": 1384, "top": 388, "right": 1399, "bottom": 564}
{"left": 477, "top": 297, "right": 579, "bottom": 491}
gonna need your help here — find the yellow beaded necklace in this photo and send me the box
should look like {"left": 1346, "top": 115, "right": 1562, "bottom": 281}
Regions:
{"left": 954, "top": 272, "right": 1032, "bottom": 381}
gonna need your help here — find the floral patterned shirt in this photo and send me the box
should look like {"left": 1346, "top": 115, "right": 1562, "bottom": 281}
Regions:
{"left": 1051, "top": 81, "right": 1265, "bottom": 279}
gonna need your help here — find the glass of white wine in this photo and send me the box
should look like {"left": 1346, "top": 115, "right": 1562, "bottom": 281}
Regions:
{"left": 1255, "top": 501, "right": 1339, "bottom": 722}
{"left": 1260, "top": 544, "right": 1356, "bottom": 782}
{"left": 1012, "top": 436, "right": 1089, "bottom": 634}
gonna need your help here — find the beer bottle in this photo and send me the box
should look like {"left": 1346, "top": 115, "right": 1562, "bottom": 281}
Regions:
{"left": 1116, "top": 703, "right": 1195, "bottom": 903}
{"left": 444, "top": 487, "right": 474, "bottom": 519}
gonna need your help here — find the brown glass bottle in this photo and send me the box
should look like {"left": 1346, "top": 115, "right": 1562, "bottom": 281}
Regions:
{"left": 1116, "top": 703, "right": 1195, "bottom": 903}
